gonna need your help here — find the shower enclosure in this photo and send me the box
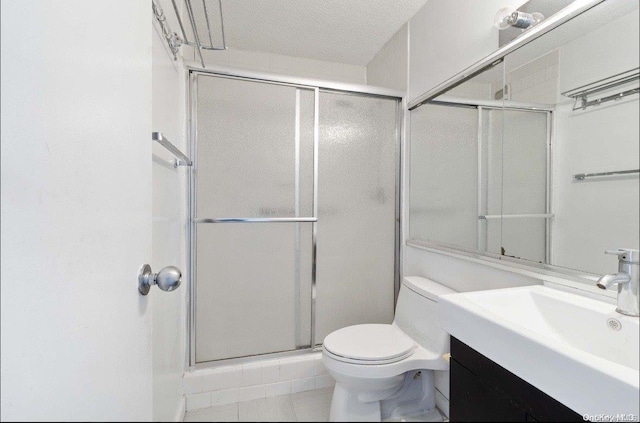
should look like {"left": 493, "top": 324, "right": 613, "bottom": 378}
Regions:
{"left": 188, "top": 71, "right": 402, "bottom": 365}
{"left": 410, "top": 99, "right": 551, "bottom": 262}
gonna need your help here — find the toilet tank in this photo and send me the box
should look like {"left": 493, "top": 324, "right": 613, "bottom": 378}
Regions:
{"left": 393, "top": 276, "right": 456, "bottom": 354}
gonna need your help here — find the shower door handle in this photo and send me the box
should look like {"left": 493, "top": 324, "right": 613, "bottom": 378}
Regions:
{"left": 194, "top": 217, "right": 317, "bottom": 223}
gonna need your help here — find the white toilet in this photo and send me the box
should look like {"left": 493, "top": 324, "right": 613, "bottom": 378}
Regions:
{"left": 322, "top": 276, "right": 455, "bottom": 422}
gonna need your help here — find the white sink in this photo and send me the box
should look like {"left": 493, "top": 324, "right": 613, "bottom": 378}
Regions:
{"left": 439, "top": 285, "right": 639, "bottom": 418}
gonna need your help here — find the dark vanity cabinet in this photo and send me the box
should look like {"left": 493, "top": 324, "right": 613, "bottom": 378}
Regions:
{"left": 450, "top": 338, "right": 583, "bottom": 422}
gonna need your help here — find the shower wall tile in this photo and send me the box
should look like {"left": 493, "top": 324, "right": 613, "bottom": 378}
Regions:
{"left": 261, "top": 360, "right": 280, "bottom": 384}
{"left": 237, "top": 385, "right": 267, "bottom": 402}
{"left": 241, "top": 363, "right": 262, "bottom": 386}
{"left": 491, "top": 49, "right": 561, "bottom": 104}
{"left": 511, "top": 78, "right": 522, "bottom": 94}
{"left": 296, "top": 356, "right": 315, "bottom": 378}
{"left": 265, "top": 381, "right": 292, "bottom": 397}
{"left": 183, "top": 372, "right": 203, "bottom": 394}
{"left": 546, "top": 63, "right": 559, "bottom": 80}
{"left": 186, "top": 392, "right": 211, "bottom": 411}
{"left": 291, "top": 377, "right": 316, "bottom": 394}
{"left": 297, "top": 355, "right": 328, "bottom": 378}
{"left": 521, "top": 87, "right": 534, "bottom": 101}
{"left": 210, "top": 388, "right": 239, "bottom": 407}
{"left": 182, "top": 352, "right": 334, "bottom": 411}
{"left": 279, "top": 358, "right": 300, "bottom": 381}
{"left": 506, "top": 49, "right": 560, "bottom": 105}
{"left": 202, "top": 368, "right": 223, "bottom": 392}
{"left": 222, "top": 367, "right": 243, "bottom": 389}
{"left": 315, "top": 375, "right": 336, "bottom": 390}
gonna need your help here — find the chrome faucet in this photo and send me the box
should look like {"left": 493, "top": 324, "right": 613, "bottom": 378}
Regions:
{"left": 596, "top": 248, "right": 639, "bottom": 316}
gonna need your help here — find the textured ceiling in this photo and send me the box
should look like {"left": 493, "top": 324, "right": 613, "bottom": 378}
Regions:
{"left": 215, "top": 0, "right": 428, "bottom": 65}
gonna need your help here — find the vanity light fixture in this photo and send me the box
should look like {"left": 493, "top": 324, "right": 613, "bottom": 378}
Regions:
{"left": 495, "top": 7, "right": 545, "bottom": 30}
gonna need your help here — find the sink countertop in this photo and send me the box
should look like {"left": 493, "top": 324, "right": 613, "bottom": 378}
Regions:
{"left": 439, "top": 285, "right": 639, "bottom": 418}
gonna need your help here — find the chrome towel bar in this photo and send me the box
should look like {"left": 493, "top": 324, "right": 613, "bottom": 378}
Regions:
{"left": 574, "top": 169, "right": 639, "bottom": 180}
{"left": 479, "top": 214, "right": 554, "bottom": 219}
{"left": 152, "top": 132, "right": 192, "bottom": 167}
{"left": 562, "top": 67, "right": 639, "bottom": 111}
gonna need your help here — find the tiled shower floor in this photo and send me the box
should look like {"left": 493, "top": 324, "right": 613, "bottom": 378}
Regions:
{"left": 184, "top": 387, "right": 334, "bottom": 422}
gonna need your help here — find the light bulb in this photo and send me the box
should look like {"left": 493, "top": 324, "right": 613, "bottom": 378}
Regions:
{"left": 531, "top": 12, "right": 545, "bottom": 27}
{"left": 494, "top": 7, "right": 516, "bottom": 30}
{"left": 495, "top": 8, "right": 545, "bottom": 30}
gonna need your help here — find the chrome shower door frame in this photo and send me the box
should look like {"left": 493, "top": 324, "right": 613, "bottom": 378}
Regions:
{"left": 186, "top": 67, "right": 404, "bottom": 367}
{"left": 408, "top": 98, "right": 554, "bottom": 273}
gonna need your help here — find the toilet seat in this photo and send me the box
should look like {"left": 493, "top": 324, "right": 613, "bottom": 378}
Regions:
{"left": 323, "top": 324, "right": 415, "bottom": 365}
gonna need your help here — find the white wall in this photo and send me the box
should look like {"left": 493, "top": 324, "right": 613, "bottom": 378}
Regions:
{"left": 188, "top": 47, "right": 366, "bottom": 85}
{"left": 151, "top": 1, "right": 188, "bottom": 420}
{"left": 408, "top": 0, "right": 526, "bottom": 102}
{"left": 552, "top": 8, "right": 639, "bottom": 275}
{"left": 1, "top": 1, "right": 153, "bottom": 421}
{"left": 404, "top": 248, "right": 541, "bottom": 293}
{"left": 366, "top": 23, "right": 409, "bottom": 91}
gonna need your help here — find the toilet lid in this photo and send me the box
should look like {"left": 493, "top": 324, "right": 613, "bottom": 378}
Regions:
{"left": 323, "top": 324, "right": 415, "bottom": 363}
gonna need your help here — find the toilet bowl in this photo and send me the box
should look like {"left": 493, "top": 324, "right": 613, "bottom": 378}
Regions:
{"left": 321, "top": 276, "right": 455, "bottom": 422}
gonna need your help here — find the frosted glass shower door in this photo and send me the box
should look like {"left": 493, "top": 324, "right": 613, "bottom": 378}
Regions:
{"left": 194, "top": 75, "right": 315, "bottom": 363}
{"left": 315, "top": 92, "right": 399, "bottom": 343}
{"left": 410, "top": 104, "right": 480, "bottom": 250}
{"left": 500, "top": 110, "right": 549, "bottom": 262}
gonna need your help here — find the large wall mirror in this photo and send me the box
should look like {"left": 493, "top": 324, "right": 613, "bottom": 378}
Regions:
{"left": 409, "top": 0, "right": 639, "bottom": 280}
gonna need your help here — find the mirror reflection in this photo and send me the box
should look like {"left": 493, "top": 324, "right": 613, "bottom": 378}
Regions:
{"left": 409, "top": 1, "right": 639, "bottom": 277}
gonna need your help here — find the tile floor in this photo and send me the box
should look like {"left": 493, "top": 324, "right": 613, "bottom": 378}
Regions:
{"left": 184, "top": 387, "right": 334, "bottom": 422}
